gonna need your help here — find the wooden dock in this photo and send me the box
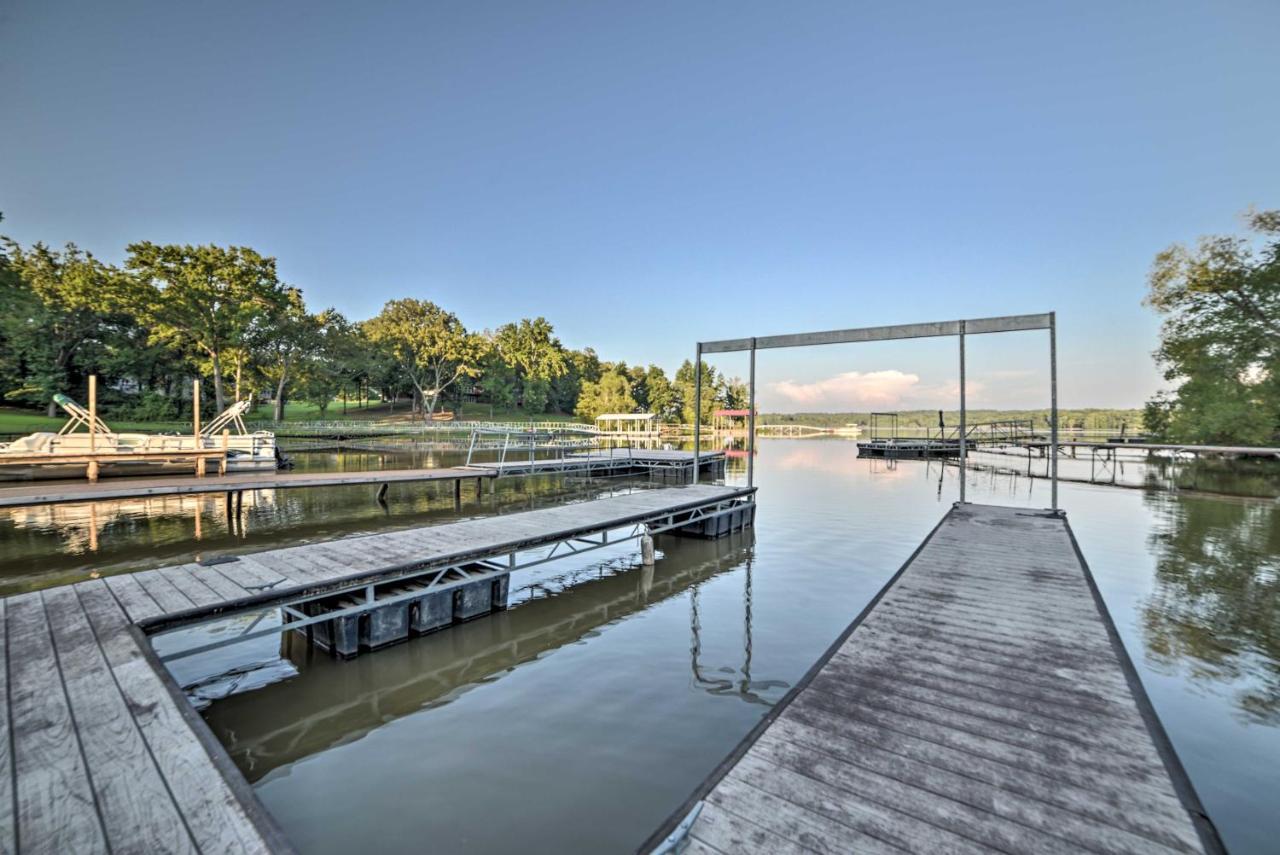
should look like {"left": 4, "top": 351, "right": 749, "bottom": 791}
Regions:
{"left": 0, "top": 484, "right": 750, "bottom": 853}
{"left": 646, "top": 503, "right": 1223, "bottom": 855}
{"left": 0, "top": 465, "right": 494, "bottom": 509}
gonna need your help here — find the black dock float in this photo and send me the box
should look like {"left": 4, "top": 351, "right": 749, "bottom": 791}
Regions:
{"left": 644, "top": 502, "right": 1224, "bottom": 855}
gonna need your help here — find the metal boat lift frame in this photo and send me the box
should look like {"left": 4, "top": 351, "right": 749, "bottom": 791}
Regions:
{"left": 151, "top": 488, "right": 757, "bottom": 665}
{"left": 692, "top": 313, "right": 1060, "bottom": 510}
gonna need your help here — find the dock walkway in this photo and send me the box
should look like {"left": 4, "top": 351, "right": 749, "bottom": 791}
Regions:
{"left": 0, "top": 466, "right": 494, "bottom": 509}
{"left": 0, "top": 485, "right": 748, "bottom": 854}
{"left": 649, "top": 503, "right": 1222, "bottom": 855}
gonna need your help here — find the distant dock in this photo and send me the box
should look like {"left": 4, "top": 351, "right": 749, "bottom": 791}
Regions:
{"left": 645, "top": 503, "right": 1223, "bottom": 855}
{"left": 468, "top": 448, "right": 724, "bottom": 478}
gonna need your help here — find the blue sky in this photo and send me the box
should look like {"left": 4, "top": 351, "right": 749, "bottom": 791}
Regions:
{"left": 2, "top": 1, "right": 1276, "bottom": 411}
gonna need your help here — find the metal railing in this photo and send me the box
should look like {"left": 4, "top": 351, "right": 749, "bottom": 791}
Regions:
{"left": 464, "top": 425, "right": 618, "bottom": 469}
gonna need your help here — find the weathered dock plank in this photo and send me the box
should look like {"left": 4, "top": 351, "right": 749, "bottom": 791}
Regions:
{"left": 0, "top": 584, "right": 289, "bottom": 854}
{"left": 41, "top": 586, "right": 195, "bottom": 854}
{"left": 647, "top": 503, "right": 1222, "bottom": 855}
{"left": 6, "top": 592, "right": 108, "bottom": 854}
{"left": 0, "top": 600, "right": 15, "bottom": 855}
{"left": 75, "top": 581, "right": 283, "bottom": 854}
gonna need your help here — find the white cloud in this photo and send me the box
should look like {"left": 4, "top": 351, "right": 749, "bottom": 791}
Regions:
{"left": 766, "top": 369, "right": 995, "bottom": 411}
{"left": 769, "top": 370, "right": 921, "bottom": 410}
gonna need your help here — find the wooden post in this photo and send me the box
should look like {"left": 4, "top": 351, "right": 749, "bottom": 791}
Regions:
{"left": 87, "top": 375, "right": 99, "bottom": 483}
{"left": 193, "top": 380, "right": 205, "bottom": 477}
{"left": 220, "top": 429, "right": 230, "bottom": 475}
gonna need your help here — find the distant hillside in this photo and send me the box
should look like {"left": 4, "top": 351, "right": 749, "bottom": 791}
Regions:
{"left": 759, "top": 409, "right": 1144, "bottom": 432}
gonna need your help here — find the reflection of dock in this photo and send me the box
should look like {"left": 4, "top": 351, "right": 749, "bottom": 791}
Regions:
{"left": 204, "top": 532, "right": 758, "bottom": 778}
{"left": 646, "top": 503, "right": 1224, "bottom": 855}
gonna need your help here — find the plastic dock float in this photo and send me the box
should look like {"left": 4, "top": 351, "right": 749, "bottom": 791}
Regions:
{"left": 645, "top": 503, "right": 1224, "bottom": 855}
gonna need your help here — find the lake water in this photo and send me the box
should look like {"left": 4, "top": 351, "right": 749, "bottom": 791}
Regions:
{"left": 2, "top": 440, "right": 1277, "bottom": 853}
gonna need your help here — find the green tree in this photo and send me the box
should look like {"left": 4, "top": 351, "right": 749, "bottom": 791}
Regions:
{"left": 548, "top": 347, "right": 601, "bottom": 415}
{"left": 492, "top": 317, "right": 568, "bottom": 414}
{"left": 124, "top": 243, "right": 289, "bottom": 413}
{"left": 719, "top": 375, "right": 750, "bottom": 410}
{"left": 363, "top": 298, "right": 485, "bottom": 417}
{"left": 297, "top": 309, "right": 356, "bottom": 416}
{"left": 0, "top": 240, "right": 125, "bottom": 415}
{"left": 675, "top": 359, "right": 719, "bottom": 426}
{"left": 574, "top": 371, "right": 636, "bottom": 421}
{"left": 1144, "top": 210, "right": 1280, "bottom": 445}
{"left": 493, "top": 318, "right": 567, "bottom": 381}
{"left": 641, "top": 365, "right": 677, "bottom": 421}
{"left": 254, "top": 288, "right": 315, "bottom": 421}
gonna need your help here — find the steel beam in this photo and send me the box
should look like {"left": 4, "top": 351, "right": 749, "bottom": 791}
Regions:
{"left": 959, "top": 321, "right": 967, "bottom": 504}
{"left": 748, "top": 339, "right": 756, "bottom": 488}
{"left": 699, "top": 313, "right": 1052, "bottom": 354}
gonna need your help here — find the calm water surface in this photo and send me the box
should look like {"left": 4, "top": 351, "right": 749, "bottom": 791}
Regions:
{"left": 2, "top": 440, "right": 1278, "bottom": 853}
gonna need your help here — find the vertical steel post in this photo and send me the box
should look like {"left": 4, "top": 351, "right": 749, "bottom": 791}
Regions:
{"left": 958, "top": 321, "right": 966, "bottom": 504}
{"left": 1050, "top": 311, "right": 1059, "bottom": 512}
{"left": 747, "top": 338, "right": 757, "bottom": 488}
{"left": 693, "top": 343, "right": 702, "bottom": 484}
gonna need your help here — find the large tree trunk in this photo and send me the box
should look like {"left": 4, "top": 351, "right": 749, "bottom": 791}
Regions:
{"left": 274, "top": 373, "right": 288, "bottom": 422}
{"left": 210, "top": 353, "right": 228, "bottom": 413}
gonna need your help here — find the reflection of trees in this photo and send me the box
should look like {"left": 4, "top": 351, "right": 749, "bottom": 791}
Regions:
{"left": 1142, "top": 493, "right": 1280, "bottom": 722}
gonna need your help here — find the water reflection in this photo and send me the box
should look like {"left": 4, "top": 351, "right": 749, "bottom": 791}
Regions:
{"left": 203, "top": 532, "right": 765, "bottom": 780}
{"left": 688, "top": 559, "right": 788, "bottom": 706}
{"left": 1142, "top": 493, "right": 1280, "bottom": 723}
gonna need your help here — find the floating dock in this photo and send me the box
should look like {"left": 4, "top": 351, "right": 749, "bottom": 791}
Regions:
{"left": 646, "top": 503, "right": 1223, "bottom": 855}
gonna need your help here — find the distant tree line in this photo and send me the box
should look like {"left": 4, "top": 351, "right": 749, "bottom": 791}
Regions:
{"left": 761, "top": 409, "right": 1143, "bottom": 432}
{"left": 1143, "top": 209, "right": 1279, "bottom": 446}
{"left": 0, "top": 218, "right": 747, "bottom": 424}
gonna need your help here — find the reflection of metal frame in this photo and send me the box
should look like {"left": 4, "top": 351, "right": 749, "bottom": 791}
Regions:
{"left": 688, "top": 554, "right": 786, "bottom": 707}
{"left": 1091, "top": 446, "right": 1118, "bottom": 484}
{"left": 155, "top": 490, "right": 757, "bottom": 663}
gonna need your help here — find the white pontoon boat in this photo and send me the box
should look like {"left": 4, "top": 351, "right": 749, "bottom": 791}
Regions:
{"left": 0, "top": 394, "right": 280, "bottom": 480}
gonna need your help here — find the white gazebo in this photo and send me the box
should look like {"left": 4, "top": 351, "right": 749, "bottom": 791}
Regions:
{"left": 594, "top": 413, "right": 659, "bottom": 436}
